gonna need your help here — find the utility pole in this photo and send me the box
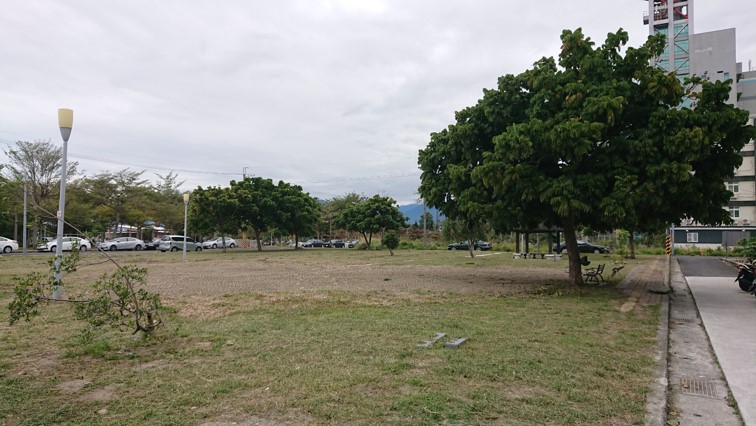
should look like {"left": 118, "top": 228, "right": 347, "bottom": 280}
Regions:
{"left": 23, "top": 182, "right": 27, "bottom": 255}
{"left": 243, "top": 167, "right": 249, "bottom": 179}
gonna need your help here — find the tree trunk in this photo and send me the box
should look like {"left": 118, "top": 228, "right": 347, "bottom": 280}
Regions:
{"left": 628, "top": 233, "right": 636, "bottom": 259}
{"left": 364, "top": 232, "right": 371, "bottom": 249}
{"left": 563, "top": 217, "right": 584, "bottom": 287}
{"left": 389, "top": 248, "right": 394, "bottom": 256}
{"left": 254, "top": 229, "right": 263, "bottom": 252}
{"left": 467, "top": 236, "right": 475, "bottom": 259}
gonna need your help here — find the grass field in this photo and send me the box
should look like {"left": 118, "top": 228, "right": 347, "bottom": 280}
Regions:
{"left": 0, "top": 249, "right": 659, "bottom": 425}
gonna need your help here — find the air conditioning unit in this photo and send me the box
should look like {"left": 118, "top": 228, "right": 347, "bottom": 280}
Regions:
{"left": 744, "top": 219, "right": 750, "bottom": 226}
{"left": 733, "top": 219, "right": 742, "bottom": 226}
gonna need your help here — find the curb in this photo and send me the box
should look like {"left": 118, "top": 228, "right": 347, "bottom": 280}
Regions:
{"left": 645, "top": 256, "right": 671, "bottom": 426}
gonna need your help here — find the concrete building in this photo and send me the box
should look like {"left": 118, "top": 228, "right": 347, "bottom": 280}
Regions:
{"left": 645, "top": 0, "right": 756, "bottom": 249}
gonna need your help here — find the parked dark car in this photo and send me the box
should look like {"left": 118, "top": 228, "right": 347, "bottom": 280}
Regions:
{"left": 302, "top": 239, "right": 329, "bottom": 248}
{"left": 330, "top": 239, "right": 346, "bottom": 248}
{"left": 475, "top": 241, "right": 493, "bottom": 251}
{"left": 554, "top": 241, "right": 610, "bottom": 254}
{"left": 447, "top": 241, "right": 492, "bottom": 251}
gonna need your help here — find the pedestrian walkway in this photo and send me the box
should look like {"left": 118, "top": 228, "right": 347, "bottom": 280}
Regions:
{"left": 616, "top": 257, "right": 666, "bottom": 307}
{"left": 615, "top": 257, "right": 741, "bottom": 425}
{"left": 668, "top": 259, "right": 740, "bottom": 425}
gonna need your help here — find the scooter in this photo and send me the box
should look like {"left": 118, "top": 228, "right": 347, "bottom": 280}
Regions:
{"left": 735, "top": 260, "right": 756, "bottom": 292}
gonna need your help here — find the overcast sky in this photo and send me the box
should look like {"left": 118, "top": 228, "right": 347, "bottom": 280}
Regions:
{"left": 1, "top": 0, "right": 754, "bottom": 205}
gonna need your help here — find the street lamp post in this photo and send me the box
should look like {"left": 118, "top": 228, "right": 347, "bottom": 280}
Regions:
{"left": 183, "top": 192, "right": 189, "bottom": 261}
{"left": 22, "top": 181, "right": 27, "bottom": 256}
{"left": 53, "top": 108, "right": 73, "bottom": 300}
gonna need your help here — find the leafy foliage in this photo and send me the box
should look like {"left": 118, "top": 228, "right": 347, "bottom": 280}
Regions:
{"left": 736, "top": 237, "right": 756, "bottom": 260}
{"left": 189, "top": 185, "right": 240, "bottom": 247}
{"left": 8, "top": 244, "right": 163, "bottom": 336}
{"left": 274, "top": 181, "right": 321, "bottom": 247}
{"left": 336, "top": 195, "right": 406, "bottom": 249}
{"left": 382, "top": 230, "right": 400, "bottom": 256}
{"left": 418, "top": 28, "right": 755, "bottom": 285}
{"left": 231, "top": 177, "right": 278, "bottom": 251}
{"left": 73, "top": 265, "right": 162, "bottom": 334}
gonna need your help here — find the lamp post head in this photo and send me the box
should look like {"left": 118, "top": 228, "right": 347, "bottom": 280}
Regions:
{"left": 183, "top": 192, "right": 190, "bottom": 204}
{"left": 58, "top": 108, "right": 73, "bottom": 142}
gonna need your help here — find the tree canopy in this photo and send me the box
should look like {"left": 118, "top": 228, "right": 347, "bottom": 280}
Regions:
{"left": 336, "top": 195, "right": 406, "bottom": 249}
{"left": 231, "top": 177, "right": 278, "bottom": 251}
{"left": 188, "top": 185, "right": 240, "bottom": 251}
{"left": 274, "top": 181, "right": 321, "bottom": 248}
{"left": 419, "top": 28, "right": 755, "bottom": 285}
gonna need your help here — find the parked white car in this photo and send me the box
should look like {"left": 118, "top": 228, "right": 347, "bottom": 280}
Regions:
{"left": 37, "top": 236, "right": 91, "bottom": 252}
{"left": 202, "top": 237, "right": 236, "bottom": 249}
{"left": 0, "top": 236, "right": 19, "bottom": 253}
{"left": 98, "top": 237, "right": 145, "bottom": 251}
{"left": 158, "top": 235, "right": 202, "bottom": 252}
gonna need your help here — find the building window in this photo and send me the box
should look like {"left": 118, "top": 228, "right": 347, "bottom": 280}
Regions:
{"left": 674, "top": 39, "right": 689, "bottom": 55}
{"left": 675, "top": 58, "right": 689, "bottom": 72}
{"left": 687, "top": 232, "right": 699, "bottom": 243}
{"left": 730, "top": 206, "right": 740, "bottom": 218}
{"left": 674, "top": 23, "right": 688, "bottom": 37}
{"left": 728, "top": 182, "right": 740, "bottom": 193}
{"left": 724, "top": 72, "right": 730, "bottom": 81}
{"left": 655, "top": 26, "right": 669, "bottom": 36}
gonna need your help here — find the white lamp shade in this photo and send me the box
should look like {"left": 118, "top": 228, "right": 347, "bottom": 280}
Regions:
{"left": 58, "top": 108, "right": 73, "bottom": 128}
{"left": 183, "top": 192, "right": 190, "bottom": 203}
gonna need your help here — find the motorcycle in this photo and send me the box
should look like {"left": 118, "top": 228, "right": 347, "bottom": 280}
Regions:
{"left": 735, "top": 260, "right": 756, "bottom": 292}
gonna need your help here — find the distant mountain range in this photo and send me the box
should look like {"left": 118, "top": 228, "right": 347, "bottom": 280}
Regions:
{"left": 398, "top": 204, "right": 443, "bottom": 225}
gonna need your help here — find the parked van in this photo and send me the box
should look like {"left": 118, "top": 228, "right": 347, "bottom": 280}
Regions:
{"left": 158, "top": 235, "right": 202, "bottom": 252}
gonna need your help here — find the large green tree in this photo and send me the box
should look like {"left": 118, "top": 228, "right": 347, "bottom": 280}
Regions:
{"left": 146, "top": 171, "right": 186, "bottom": 234}
{"left": 336, "top": 195, "right": 406, "bottom": 249}
{"left": 2, "top": 140, "right": 79, "bottom": 242}
{"left": 274, "top": 181, "right": 320, "bottom": 249}
{"left": 188, "top": 185, "right": 240, "bottom": 250}
{"left": 75, "top": 169, "right": 150, "bottom": 236}
{"left": 320, "top": 192, "right": 366, "bottom": 238}
{"left": 419, "top": 28, "right": 754, "bottom": 285}
{"left": 231, "top": 177, "right": 278, "bottom": 251}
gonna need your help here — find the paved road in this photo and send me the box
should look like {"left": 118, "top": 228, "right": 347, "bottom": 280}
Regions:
{"left": 678, "top": 256, "right": 756, "bottom": 425}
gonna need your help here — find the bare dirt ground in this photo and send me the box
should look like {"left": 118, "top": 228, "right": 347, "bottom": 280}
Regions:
{"left": 58, "top": 254, "right": 571, "bottom": 300}
{"left": 151, "top": 260, "right": 571, "bottom": 298}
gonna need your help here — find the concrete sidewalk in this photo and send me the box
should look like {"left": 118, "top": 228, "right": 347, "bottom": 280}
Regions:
{"left": 686, "top": 272, "right": 756, "bottom": 425}
{"left": 616, "top": 257, "right": 742, "bottom": 425}
{"left": 667, "top": 260, "right": 741, "bottom": 425}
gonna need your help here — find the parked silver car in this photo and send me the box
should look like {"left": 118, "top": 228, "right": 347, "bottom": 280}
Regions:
{"left": 37, "top": 236, "right": 91, "bottom": 252}
{"left": 98, "top": 237, "right": 145, "bottom": 251}
{"left": 202, "top": 237, "right": 236, "bottom": 249}
{"left": 158, "top": 235, "right": 202, "bottom": 252}
{"left": 0, "top": 236, "right": 19, "bottom": 253}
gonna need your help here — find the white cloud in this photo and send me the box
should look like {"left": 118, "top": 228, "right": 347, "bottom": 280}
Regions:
{"left": 1, "top": 0, "right": 753, "bottom": 204}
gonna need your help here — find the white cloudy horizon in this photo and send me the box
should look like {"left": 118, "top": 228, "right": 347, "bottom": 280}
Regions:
{"left": 1, "top": 0, "right": 754, "bottom": 205}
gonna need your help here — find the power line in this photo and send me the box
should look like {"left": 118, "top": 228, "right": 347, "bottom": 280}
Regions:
{"left": 67, "top": 152, "right": 240, "bottom": 176}
{"left": 1, "top": 137, "right": 421, "bottom": 185}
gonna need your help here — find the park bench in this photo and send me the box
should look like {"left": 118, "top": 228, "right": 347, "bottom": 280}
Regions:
{"left": 583, "top": 264, "right": 606, "bottom": 284}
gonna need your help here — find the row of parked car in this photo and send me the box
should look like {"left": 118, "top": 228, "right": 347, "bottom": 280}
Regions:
{"left": 27, "top": 235, "right": 238, "bottom": 253}
{"left": 298, "top": 239, "right": 360, "bottom": 248}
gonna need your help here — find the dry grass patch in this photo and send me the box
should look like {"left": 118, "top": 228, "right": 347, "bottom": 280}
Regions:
{"left": 0, "top": 251, "right": 659, "bottom": 425}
